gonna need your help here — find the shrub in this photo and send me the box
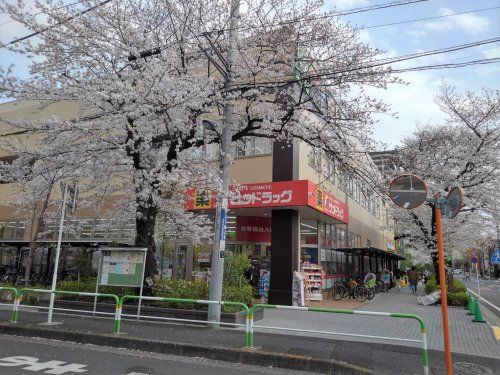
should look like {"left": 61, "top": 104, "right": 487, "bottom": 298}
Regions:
{"left": 222, "top": 284, "right": 254, "bottom": 312}
{"left": 425, "top": 275, "right": 467, "bottom": 306}
{"left": 447, "top": 292, "right": 467, "bottom": 307}
{"left": 56, "top": 278, "right": 134, "bottom": 302}
{"left": 224, "top": 254, "right": 251, "bottom": 287}
{"left": 152, "top": 278, "right": 252, "bottom": 312}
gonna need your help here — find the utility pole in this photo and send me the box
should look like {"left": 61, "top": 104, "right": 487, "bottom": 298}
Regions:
{"left": 207, "top": 0, "right": 240, "bottom": 324}
{"left": 46, "top": 183, "right": 68, "bottom": 324}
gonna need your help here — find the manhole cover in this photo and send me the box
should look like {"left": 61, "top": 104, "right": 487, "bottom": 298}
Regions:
{"left": 453, "top": 362, "right": 493, "bottom": 374}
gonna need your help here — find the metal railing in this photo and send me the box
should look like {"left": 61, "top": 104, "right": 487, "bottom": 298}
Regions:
{"left": 118, "top": 295, "right": 251, "bottom": 346}
{"left": 467, "top": 288, "right": 500, "bottom": 313}
{"left": 0, "top": 287, "right": 19, "bottom": 323}
{"left": 15, "top": 288, "right": 120, "bottom": 332}
{"left": 249, "top": 304, "right": 429, "bottom": 375}
{"left": 0, "top": 287, "right": 431, "bottom": 374}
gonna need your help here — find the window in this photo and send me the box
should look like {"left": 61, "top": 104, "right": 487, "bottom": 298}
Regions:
{"left": 0, "top": 222, "right": 5, "bottom": 239}
{"left": 15, "top": 222, "right": 25, "bottom": 239}
{"left": 300, "top": 220, "right": 318, "bottom": 245}
{"left": 308, "top": 146, "right": 321, "bottom": 171}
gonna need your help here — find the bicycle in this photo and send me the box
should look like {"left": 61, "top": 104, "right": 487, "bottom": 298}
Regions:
{"left": 328, "top": 281, "right": 349, "bottom": 300}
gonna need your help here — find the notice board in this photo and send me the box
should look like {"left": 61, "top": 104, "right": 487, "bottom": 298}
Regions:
{"left": 97, "top": 247, "right": 146, "bottom": 287}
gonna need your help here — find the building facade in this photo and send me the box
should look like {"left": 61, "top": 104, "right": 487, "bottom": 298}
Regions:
{"left": 0, "top": 100, "right": 402, "bottom": 303}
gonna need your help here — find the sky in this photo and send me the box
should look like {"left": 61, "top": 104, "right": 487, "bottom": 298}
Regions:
{"left": 330, "top": 0, "right": 500, "bottom": 148}
{"left": 0, "top": 0, "right": 499, "bottom": 148}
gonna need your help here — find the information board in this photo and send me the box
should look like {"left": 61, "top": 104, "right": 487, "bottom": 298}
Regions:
{"left": 97, "top": 247, "right": 146, "bottom": 287}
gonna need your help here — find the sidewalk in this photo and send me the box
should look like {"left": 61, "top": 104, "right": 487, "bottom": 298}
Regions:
{"left": 254, "top": 285, "right": 500, "bottom": 358}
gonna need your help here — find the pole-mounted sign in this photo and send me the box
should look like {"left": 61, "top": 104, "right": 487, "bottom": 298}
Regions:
{"left": 389, "top": 174, "right": 464, "bottom": 375}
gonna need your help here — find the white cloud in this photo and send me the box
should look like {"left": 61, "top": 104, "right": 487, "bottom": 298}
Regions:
{"left": 418, "top": 8, "right": 491, "bottom": 36}
{"left": 332, "top": 0, "right": 370, "bottom": 11}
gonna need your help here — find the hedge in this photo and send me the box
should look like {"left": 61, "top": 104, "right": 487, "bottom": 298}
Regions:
{"left": 425, "top": 275, "right": 467, "bottom": 307}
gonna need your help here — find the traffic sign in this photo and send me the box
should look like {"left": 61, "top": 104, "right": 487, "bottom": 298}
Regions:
{"left": 444, "top": 187, "right": 464, "bottom": 219}
{"left": 388, "top": 174, "right": 428, "bottom": 210}
{"left": 491, "top": 249, "right": 500, "bottom": 265}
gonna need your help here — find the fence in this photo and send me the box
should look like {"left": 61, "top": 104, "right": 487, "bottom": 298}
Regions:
{"left": 0, "top": 288, "right": 431, "bottom": 374}
{"left": 117, "top": 295, "right": 251, "bottom": 346}
{"left": 0, "top": 287, "right": 19, "bottom": 322}
{"left": 249, "top": 304, "right": 429, "bottom": 375}
{"left": 14, "top": 288, "right": 120, "bottom": 332}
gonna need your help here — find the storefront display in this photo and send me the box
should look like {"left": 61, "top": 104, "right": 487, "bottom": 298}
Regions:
{"left": 301, "top": 262, "right": 323, "bottom": 301}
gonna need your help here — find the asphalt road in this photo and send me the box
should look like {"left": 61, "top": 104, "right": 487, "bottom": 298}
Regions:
{"left": 0, "top": 334, "right": 312, "bottom": 375}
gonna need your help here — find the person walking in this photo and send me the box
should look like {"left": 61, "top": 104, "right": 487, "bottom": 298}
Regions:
{"left": 394, "top": 267, "right": 402, "bottom": 291}
{"left": 408, "top": 266, "right": 419, "bottom": 294}
{"left": 381, "top": 270, "right": 391, "bottom": 292}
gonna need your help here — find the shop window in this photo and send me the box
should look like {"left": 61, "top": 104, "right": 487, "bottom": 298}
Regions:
{"left": 318, "top": 222, "right": 326, "bottom": 248}
{"left": 300, "top": 220, "right": 317, "bottom": 245}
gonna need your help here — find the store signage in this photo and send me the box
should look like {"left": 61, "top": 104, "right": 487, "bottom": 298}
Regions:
{"left": 237, "top": 216, "right": 271, "bottom": 242}
{"left": 185, "top": 180, "right": 349, "bottom": 223}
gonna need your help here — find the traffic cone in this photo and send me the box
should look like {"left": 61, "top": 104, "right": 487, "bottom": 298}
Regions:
{"left": 467, "top": 297, "right": 476, "bottom": 315}
{"left": 472, "top": 300, "right": 486, "bottom": 323}
{"left": 465, "top": 293, "right": 473, "bottom": 311}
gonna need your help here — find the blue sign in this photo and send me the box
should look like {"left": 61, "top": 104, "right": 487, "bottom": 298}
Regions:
{"left": 491, "top": 249, "right": 500, "bottom": 265}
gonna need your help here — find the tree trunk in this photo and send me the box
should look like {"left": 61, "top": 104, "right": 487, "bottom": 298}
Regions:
{"left": 24, "top": 185, "right": 53, "bottom": 287}
{"left": 135, "top": 195, "right": 158, "bottom": 288}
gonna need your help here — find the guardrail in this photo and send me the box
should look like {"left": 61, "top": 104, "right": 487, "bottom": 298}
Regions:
{"left": 0, "top": 287, "right": 19, "bottom": 323}
{"left": 118, "top": 295, "right": 251, "bottom": 346}
{"left": 15, "top": 288, "right": 120, "bottom": 332}
{"left": 467, "top": 288, "right": 500, "bottom": 313}
{"left": 249, "top": 304, "right": 429, "bottom": 375}
{"left": 1, "top": 288, "right": 431, "bottom": 373}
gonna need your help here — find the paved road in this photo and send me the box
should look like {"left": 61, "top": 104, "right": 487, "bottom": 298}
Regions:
{"left": 0, "top": 334, "right": 310, "bottom": 375}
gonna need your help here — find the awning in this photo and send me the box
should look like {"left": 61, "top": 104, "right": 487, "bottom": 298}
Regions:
{"left": 335, "top": 247, "right": 406, "bottom": 260}
{"left": 185, "top": 180, "right": 349, "bottom": 224}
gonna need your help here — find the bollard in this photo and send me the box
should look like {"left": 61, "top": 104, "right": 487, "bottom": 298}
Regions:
{"left": 467, "top": 297, "right": 476, "bottom": 315}
{"left": 472, "top": 299, "right": 486, "bottom": 323}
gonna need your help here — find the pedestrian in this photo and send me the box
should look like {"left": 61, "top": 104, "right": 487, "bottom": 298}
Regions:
{"left": 408, "top": 266, "right": 419, "bottom": 294}
{"left": 381, "top": 270, "right": 390, "bottom": 292}
{"left": 394, "top": 267, "right": 402, "bottom": 291}
{"left": 464, "top": 269, "right": 470, "bottom": 281}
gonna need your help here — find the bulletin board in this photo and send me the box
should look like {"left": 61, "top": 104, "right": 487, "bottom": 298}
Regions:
{"left": 97, "top": 247, "right": 146, "bottom": 287}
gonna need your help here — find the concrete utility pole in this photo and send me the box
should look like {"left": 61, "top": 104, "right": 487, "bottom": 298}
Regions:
{"left": 207, "top": 0, "right": 240, "bottom": 324}
{"left": 47, "top": 183, "right": 69, "bottom": 324}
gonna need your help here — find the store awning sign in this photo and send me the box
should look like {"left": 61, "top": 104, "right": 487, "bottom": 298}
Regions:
{"left": 185, "top": 180, "right": 349, "bottom": 223}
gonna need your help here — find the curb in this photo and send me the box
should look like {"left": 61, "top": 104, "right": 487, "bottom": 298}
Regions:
{"left": 0, "top": 323, "right": 371, "bottom": 374}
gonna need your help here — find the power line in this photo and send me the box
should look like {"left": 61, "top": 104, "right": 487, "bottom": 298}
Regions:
{"left": 360, "top": 6, "right": 500, "bottom": 30}
{"left": 2, "top": 0, "right": 115, "bottom": 46}
{"left": 234, "top": 37, "right": 500, "bottom": 88}
{"left": 0, "top": 0, "right": 87, "bottom": 28}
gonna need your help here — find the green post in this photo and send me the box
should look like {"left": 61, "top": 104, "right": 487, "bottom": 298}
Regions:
{"left": 114, "top": 302, "right": 122, "bottom": 334}
{"left": 472, "top": 299, "right": 486, "bottom": 323}
{"left": 0, "top": 287, "right": 20, "bottom": 323}
{"left": 246, "top": 309, "right": 254, "bottom": 348}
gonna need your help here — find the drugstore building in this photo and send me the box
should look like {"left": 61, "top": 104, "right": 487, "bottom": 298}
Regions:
{"left": 0, "top": 100, "right": 403, "bottom": 305}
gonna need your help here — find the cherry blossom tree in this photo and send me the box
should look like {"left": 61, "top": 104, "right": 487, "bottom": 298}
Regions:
{"left": 390, "top": 84, "right": 499, "bottom": 263}
{"left": 0, "top": 0, "right": 399, "bottom": 279}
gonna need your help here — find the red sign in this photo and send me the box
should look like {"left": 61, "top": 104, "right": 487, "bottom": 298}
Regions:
{"left": 185, "top": 180, "right": 349, "bottom": 223}
{"left": 236, "top": 216, "right": 271, "bottom": 242}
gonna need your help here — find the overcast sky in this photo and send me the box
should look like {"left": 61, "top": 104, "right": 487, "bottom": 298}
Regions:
{"left": 1, "top": 0, "right": 499, "bottom": 148}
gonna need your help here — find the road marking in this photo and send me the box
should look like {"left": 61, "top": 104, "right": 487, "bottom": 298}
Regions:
{"left": 492, "top": 326, "right": 500, "bottom": 341}
{"left": 0, "top": 356, "right": 87, "bottom": 374}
